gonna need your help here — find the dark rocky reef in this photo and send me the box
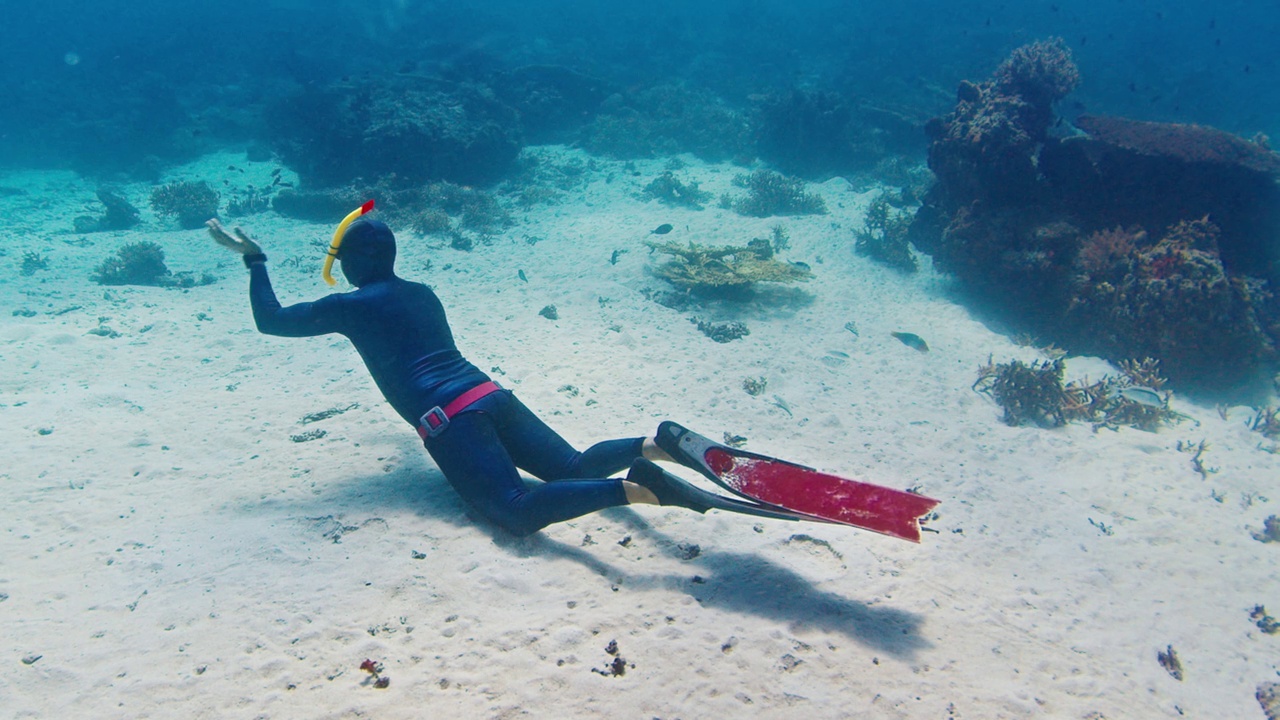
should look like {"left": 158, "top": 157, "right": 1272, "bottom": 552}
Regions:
{"left": 912, "top": 39, "right": 1280, "bottom": 393}
{"left": 266, "top": 76, "right": 522, "bottom": 189}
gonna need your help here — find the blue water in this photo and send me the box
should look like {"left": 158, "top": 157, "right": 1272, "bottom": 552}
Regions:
{"left": 2, "top": 0, "right": 1277, "bottom": 173}
{"left": 4, "top": 3, "right": 1280, "bottom": 717}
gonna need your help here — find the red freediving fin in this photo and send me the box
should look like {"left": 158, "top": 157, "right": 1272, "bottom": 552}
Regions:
{"left": 655, "top": 422, "right": 940, "bottom": 543}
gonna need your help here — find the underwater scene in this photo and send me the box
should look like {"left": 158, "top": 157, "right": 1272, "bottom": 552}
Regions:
{"left": 3, "top": 1, "right": 1280, "bottom": 717}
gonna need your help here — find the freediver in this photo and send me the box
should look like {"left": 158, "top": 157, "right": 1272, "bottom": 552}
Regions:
{"left": 207, "top": 211, "right": 704, "bottom": 536}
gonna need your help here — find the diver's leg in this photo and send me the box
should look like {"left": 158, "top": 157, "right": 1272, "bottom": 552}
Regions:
{"left": 488, "top": 391, "right": 647, "bottom": 480}
{"left": 424, "top": 409, "right": 630, "bottom": 536}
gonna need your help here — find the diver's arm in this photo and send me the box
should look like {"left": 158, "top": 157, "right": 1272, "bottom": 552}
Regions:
{"left": 247, "top": 261, "right": 344, "bottom": 338}
{"left": 208, "top": 218, "right": 343, "bottom": 338}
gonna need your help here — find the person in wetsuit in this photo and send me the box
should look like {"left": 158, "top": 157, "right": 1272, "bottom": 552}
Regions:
{"left": 207, "top": 217, "right": 689, "bottom": 535}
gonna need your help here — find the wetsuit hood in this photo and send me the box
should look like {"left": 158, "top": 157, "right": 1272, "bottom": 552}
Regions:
{"left": 339, "top": 219, "right": 397, "bottom": 287}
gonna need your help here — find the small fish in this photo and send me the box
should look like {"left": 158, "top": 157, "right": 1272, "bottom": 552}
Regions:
{"left": 650, "top": 223, "right": 673, "bottom": 235}
{"left": 1117, "top": 386, "right": 1164, "bottom": 407}
{"left": 518, "top": 269, "right": 528, "bottom": 283}
{"left": 891, "top": 331, "right": 929, "bottom": 353}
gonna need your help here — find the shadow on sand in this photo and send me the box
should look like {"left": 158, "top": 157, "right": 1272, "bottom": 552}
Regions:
{"left": 250, "top": 456, "right": 932, "bottom": 661}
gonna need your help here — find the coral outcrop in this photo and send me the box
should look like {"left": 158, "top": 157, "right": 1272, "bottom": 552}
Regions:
{"left": 912, "top": 39, "right": 1280, "bottom": 392}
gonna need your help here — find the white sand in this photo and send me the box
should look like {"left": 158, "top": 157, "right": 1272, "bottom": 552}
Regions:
{"left": 2, "top": 148, "right": 1278, "bottom": 719}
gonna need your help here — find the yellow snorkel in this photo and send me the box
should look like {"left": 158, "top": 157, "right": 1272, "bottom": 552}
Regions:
{"left": 322, "top": 199, "right": 376, "bottom": 286}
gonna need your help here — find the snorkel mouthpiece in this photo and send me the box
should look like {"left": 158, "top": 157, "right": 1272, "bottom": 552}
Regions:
{"left": 322, "top": 199, "right": 376, "bottom": 286}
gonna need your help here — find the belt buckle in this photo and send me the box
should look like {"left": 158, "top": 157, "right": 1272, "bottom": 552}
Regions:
{"left": 419, "top": 407, "right": 449, "bottom": 438}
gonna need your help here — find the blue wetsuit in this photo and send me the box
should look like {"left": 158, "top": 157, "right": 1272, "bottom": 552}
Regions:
{"left": 244, "top": 221, "right": 638, "bottom": 535}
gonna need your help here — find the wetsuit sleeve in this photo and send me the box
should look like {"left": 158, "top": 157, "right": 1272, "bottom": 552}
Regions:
{"left": 247, "top": 262, "right": 345, "bottom": 337}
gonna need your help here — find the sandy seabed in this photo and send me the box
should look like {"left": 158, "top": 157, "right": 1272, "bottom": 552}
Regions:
{"left": 1, "top": 148, "right": 1278, "bottom": 719}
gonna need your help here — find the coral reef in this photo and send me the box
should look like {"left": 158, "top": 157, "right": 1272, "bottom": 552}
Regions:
{"left": 580, "top": 84, "right": 751, "bottom": 162}
{"left": 646, "top": 238, "right": 812, "bottom": 291}
{"left": 913, "top": 39, "right": 1280, "bottom": 392}
{"left": 753, "top": 89, "right": 880, "bottom": 179}
{"left": 266, "top": 76, "right": 521, "bottom": 188}
{"left": 73, "top": 189, "right": 141, "bottom": 233}
{"left": 489, "top": 65, "right": 613, "bottom": 145}
{"left": 855, "top": 194, "right": 917, "bottom": 272}
{"left": 1066, "top": 218, "right": 1276, "bottom": 386}
{"left": 642, "top": 172, "right": 712, "bottom": 209}
{"left": 151, "top": 181, "right": 220, "bottom": 229}
{"left": 729, "top": 170, "right": 827, "bottom": 217}
{"left": 272, "top": 180, "right": 510, "bottom": 236}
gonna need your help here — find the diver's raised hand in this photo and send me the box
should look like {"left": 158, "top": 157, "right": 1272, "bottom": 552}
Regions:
{"left": 206, "top": 218, "right": 263, "bottom": 256}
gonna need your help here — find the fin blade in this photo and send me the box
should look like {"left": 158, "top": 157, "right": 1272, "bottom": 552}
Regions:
{"left": 704, "top": 448, "right": 940, "bottom": 543}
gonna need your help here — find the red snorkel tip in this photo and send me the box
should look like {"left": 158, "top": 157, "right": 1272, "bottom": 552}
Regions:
{"left": 360, "top": 199, "right": 376, "bottom": 214}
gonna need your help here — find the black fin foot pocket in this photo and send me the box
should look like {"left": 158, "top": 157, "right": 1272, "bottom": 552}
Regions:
{"left": 627, "top": 458, "right": 712, "bottom": 514}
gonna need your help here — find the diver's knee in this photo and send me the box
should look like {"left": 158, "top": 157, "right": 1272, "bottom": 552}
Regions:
{"left": 475, "top": 503, "right": 543, "bottom": 537}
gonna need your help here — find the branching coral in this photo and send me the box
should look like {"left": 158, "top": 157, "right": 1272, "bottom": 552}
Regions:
{"left": 975, "top": 355, "right": 1179, "bottom": 430}
{"left": 92, "top": 242, "right": 170, "bottom": 285}
{"left": 730, "top": 170, "right": 827, "bottom": 217}
{"left": 151, "top": 181, "right": 220, "bottom": 229}
{"left": 974, "top": 357, "right": 1071, "bottom": 427}
{"left": 1077, "top": 226, "right": 1146, "bottom": 280}
{"left": 855, "top": 195, "right": 917, "bottom": 272}
{"left": 91, "top": 242, "right": 215, "bottom": 288}
{"left": 643, "top": 172, "right": 712, "bottom": 209}
{"left": 646, "top": 238, "right": 811, "bottom": 291}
